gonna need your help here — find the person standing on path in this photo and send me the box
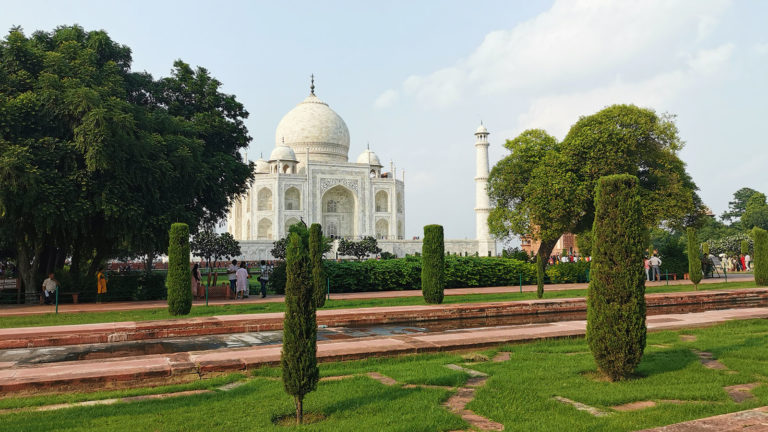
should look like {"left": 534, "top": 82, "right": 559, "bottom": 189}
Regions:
{"left": 227, "top": 259, "right": 238, "bottom": 297}
{"left": 644, "top": 257, "right": 651, "bottom": 282}
{"left": 41, "top": 272, "right": 59, "bottom": 305}
{"left": 258, "top": 260, "right": 271, "bottom": 298}
{"left": 235, "top": 261, "right": 249, "bottom": 300}
{"left": 191, "top": 263, "right": 202, "bottom": 299}
{"left": 746, "top": 253, "right": 752, "bottom": 271}
{"left": 649, "top": 254, "right": 662, "bottom": 281}
{"left": 96, "top": 268, "right": 107, "bottom": 303}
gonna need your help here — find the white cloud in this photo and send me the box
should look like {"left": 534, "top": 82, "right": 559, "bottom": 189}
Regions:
{"left": 375, "top": 0, "right": 731, "bottom": 109}
{"left": 374, "top": 89, "right": 399, "bottom": 108}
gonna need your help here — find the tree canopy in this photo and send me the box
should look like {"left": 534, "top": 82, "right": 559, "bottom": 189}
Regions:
{"left": 488, "top": 105, "right": 702, "bottom": 271}
{"left": 721, "top": 187, "right": 760, "bottom": 222}
{"left": 0, "top": 25, "right": 253, "bottom": 300}
{"left": 741, "top": 193, "right": 768, "bottom": 232}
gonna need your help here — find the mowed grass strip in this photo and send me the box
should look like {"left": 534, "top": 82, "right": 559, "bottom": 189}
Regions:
{"left": 2, "top": 320, "right": 768, "bottom": 431}
{"left": 0, "top": 281, "right": 758, "bottom": 329}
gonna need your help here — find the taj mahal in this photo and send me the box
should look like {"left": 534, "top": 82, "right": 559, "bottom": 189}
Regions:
{"left": 227, "top": 78, "right": 496, "bottom": 259}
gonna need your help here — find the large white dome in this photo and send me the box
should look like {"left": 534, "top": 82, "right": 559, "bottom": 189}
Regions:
{"left": 275, "top": 94, "right": 350, "bottom": 163}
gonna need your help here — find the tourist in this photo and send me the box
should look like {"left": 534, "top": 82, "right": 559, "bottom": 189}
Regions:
{"left": 740, "top": 254, "right": 746, "bottom": 272}
{"left": 227, "top": 259, "right": 238, "bottom": 296}
{"left": 96, "top": 267, "right": 107, "bottom": 303}
{"left": 649, "top": 254, "right": 662, "bottom": 281}
{"left": 235, "top": 261, "right": 249, "bottom": 300}
{"left": 258, "top": 260, "right": 271, "bottom": 298}
{"left": 643, "top": 257, "right": 650, "bottom": 282}
{"left": 41, "top": 272, "right": 58, "bottom": 305}
{"left": 745, "top": 253, "right": 752, "bottom": 271}
{"left": 191, "top": 263, "right": 202, "bottom": 299}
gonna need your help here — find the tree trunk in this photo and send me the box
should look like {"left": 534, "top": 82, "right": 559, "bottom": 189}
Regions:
{"left": 206, "top": 258, "right": 212, "bottom": 287}
{"left": 17, "top": 244, "right": 42, "bottom": 304}
{"left": 69, "top": 244, "right": 82, "bottom": 278}
{"left": 536, "top": 238, "right": 558, "bottom": 297}
{"left": 144, "top": 252, "right": 154, "bottom": 276}
{"left": 296, "top": 396, "right": 303, "bottom": 425}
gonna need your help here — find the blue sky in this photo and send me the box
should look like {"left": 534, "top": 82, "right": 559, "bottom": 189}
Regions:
{"left": 3, "top": 0, "right": 767, "bottom": 244}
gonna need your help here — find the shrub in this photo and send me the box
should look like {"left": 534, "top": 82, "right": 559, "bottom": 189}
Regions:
{"left": 309, "top": 224, "right": 326, "bottom": 308}
{"left": 687, "top": 227, "right": 702, "bottom": 289}
{"left": 421, "top": 225, "right": 445, "bottom": 304}
{"left": 546, "top": 261, "right": 590, "bottom": 283}
{"left": 754, "top": 227, "right": 768, "bottom": 286}
{"left": 281, "top": 232, "right": 318, "bottom": 424}
{"left": 586, "top": 175, "right": 647, "bottom": 381}
{"left": 702, "top": 242, "right": 709, "bottom": 255}
{"left": 167, "top": 223, "right": 192, "bottom": 315}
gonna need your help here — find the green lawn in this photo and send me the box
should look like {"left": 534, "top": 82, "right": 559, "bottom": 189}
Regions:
{"left": 0, "top": 281, "right": 758, "bottom": 329}
{"left": 2, "top": 319, "right": 768, "bottom": 431}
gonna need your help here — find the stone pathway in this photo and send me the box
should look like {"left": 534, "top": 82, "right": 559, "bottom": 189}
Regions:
{"left": 442, "top": 365, "right": 504, "bottom": 431}
{"left": 553, "top": 396, "right": 610, "bottom": 417}
{"left": 724, "top": 382, "right": 761, "bottom": 403}
{"left": 638, "top": 406, "right": 768, "bottom": 431}
{"left": 492, "top": 352, "right": 511, "bottom": 362}
{"left": 691, "top": 349, "right": 730, "bottom": 370}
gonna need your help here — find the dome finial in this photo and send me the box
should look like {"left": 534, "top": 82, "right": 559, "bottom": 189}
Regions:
{"left": 310, "top": 74, "right": 315, "bottom": 96}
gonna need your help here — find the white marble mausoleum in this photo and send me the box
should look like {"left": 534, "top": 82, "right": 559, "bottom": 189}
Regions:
{"left": 227, "top": 79, "right": 495, "bottom": 259}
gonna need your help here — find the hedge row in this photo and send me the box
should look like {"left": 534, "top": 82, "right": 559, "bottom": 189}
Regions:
{"left": 52, "top": 271, "right": 167, "bottom": 302}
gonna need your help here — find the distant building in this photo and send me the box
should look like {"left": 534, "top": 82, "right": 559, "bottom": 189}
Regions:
{"left": 520, "top": 233, "right": 579, "bottom": 257}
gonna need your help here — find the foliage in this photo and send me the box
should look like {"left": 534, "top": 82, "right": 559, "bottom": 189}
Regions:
{"left": 167, "top": 223, "right": 192, "bottom": 315}
{"left": 309, "top": 224, "right": 326, "bottom": 308}
{"left": 741, "top": 239, "right": 750, "bottom": 256}
{"left": 708, "top": 234, "right": 753, "bottom": 256}
{"left": 0, "top": 26, "right": 252, "bottom": 302}
{"left": 281, "top": 232, "right": 318, "bottom": 424}
{"left": 687, "top": 228, "right": 702, "bottom": 289}
{"left": 742, "top": 192, "right": 768, "bottom": 231}
{"left": 702, "top": 242, "right": 710, "bottom": 255}
{"left": 721, "top": 187, "right": 760, "bottom": 222}
{"left": 587, "top": 175, "right": 647, "bottom": 381}
{"left": 488, "top": 106, "right": 701, "bottom": 293}
{"left": 191, "top": 230, "right": 241, "bottom": 266}
{"left": 754, "top": 227, "right": 768, "bottom": 286}
{"left": 380, "top": 251, "right": 397, "bottom": 260}
{"left": 501, "top": 247, "right": 531, "bottom": 262}
{"left": 337, "top": 236, "right": 382, "bottom": 260}
{"left": 421, "top": 225, "right": 445, "bottom": 304}
{"left": 650, "top": 228, "right": 688, "bottom": 277}
{"left": 272, "top": 222, "right": 331, "bottom": 260}
{"left": 576, "top": 230, "right": 594, "bottom": 257}
{"left": 545, "top": 260, "right": 590, "bottom": 283}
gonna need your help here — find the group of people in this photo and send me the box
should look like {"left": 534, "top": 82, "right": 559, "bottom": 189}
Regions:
{"left": 191, "top": 259, "right": 274, "bottom": 300}
{"left": 643, "top": 255, "right": 663, "bottom": 282}
{"left": 718, "top": 253, "right": 752, "bottom": 272}
{"left": 548, "top": 254, "right": 590, "bottom": 265}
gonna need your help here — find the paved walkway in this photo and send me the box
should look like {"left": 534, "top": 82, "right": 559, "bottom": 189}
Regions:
{"left": 1, "top": 306, "right": 766, "bottom": 394}
{"left": 0, "top": 273, "right": 753, "bottom": 317}
{"left": 639, "top": 406, "right": 768, "bottom": 431}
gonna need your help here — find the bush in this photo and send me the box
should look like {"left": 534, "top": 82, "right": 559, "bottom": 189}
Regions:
{"left": 546, "top": 261, "right": 590, "bottom": 283}
{"left": 421, "top": 225, "right": 445, "bottom": 304}
{"left": 309, "top": 224, "right": 326, "bottom": 308}
{"left": 587, "top": 175, "right": 647, "bottom": 381}
{"left": 754, "top": 227, "right": 768, "bottom": 286}
{"left": 167, "top": 223, "right": 192, "bottom": 315}
{"left": 687, "top": 227, "right": 702, "bottom": 289}
{"left": 741, "top": 239, "right": 750, "bottom": 256}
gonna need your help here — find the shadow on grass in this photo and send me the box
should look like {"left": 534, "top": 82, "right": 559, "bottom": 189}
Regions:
{"left": 635, "top": 348, "right": 699, "bottom": 378}
{"left": 321, "top": 379, "right": 425, "bottom": 416}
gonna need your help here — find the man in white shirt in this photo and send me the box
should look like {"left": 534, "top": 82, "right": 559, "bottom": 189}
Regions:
{"left": 649, "top": 255, "right": 662, "bottom": 281}
{"left": 227, "top": 260, "right": 238, "bottom": 296}
{"left": 745, "top": 254, "right": 752, "bottom": 271}
{"left": 41, "top": 272, "right": 59, "bottom": 305}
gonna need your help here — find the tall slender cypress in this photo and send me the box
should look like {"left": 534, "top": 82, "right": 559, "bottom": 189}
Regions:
{"left": 422, "top": 225, "right": 445, "bottom": 304}
{"left": 309, "top": 223, "right": 326, "bottom": 308}
{"left": 754, "top": 227, "right": 768, "bottom": 286}
{"left": 281, "top": 232, "right": 318, "bottom": 424}
{"left": 167, "top": 223, "right": 192, "bottom": 315}
{"left": 687, "top": 227, "right": 702, "bottom": 290}
{"left": 586, "top": 175, "right": 647, "bottom": 381}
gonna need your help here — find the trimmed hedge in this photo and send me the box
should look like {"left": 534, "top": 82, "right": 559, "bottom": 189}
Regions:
{"left": 167, "top": 223, "right": 192, "bottom": 315}
{"left": 754, "top": 227, "right": 768, "bottom": 286}
{"left": 422, "top": 225, "right": 445, "bottom": 304}
{"left": 546, "top": 260, "right": 590, "bottom": 283}
{"left": 587, "top": 174, "right": 647, "bottom": 381}
{"left": 52, "top": 270, "right": 166, "bottom": 302}
{"left": 309, "top": 223, "right": 326, "bottom": 308}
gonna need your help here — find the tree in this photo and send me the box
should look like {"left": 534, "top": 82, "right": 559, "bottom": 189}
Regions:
{"left": 191, "top": 229, "right": 218, "bottom": 286}
{"left": 272, "top": 222, "right": 331, "bottom": 260}
{"left": 421, "top": 225, "right": 445, "bottom": 304}
{"left": 741, "top": 239, "right": 750, "bottom": 256}
{"left": 687, "top": 227, "right": 702, "bottom": 290}
{"left": 167, "top": 223, "right": 192, "bottom": 315}
{"left": 0, "top": 26, "right": 252, "bottom": 302}
{"left": 753, "top": 227, "right": 768, "bottom": 286}
{"left": 281, "top": 232, "right": 318, "bottom": 424}
{"left": 337, "top": 236, "right": 381, "bottom": 260}
{"left": 742, "top": 193, "right": 768, "bottom": 232}
{"left": 586, "top": 175, "right": 647, "bottom": 381}
{"left": 488, "top": 106, "right": 700, "bottom": 298}
{"left": 309, "top": 224, "right": 326, "bottom": 308}
{"left": 721, "top": 188, "right": 760, "bottom": 222}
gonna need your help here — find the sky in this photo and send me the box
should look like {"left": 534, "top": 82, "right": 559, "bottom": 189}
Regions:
{"left": 3, "top": 0, "right": 767, "bottom": 245}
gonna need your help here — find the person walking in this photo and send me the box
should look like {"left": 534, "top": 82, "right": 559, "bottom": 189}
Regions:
{"left": 96, "top": 267, "right": 107, "bottom": 303}
{"left": 745, "top": 253, "right": 752, "bottom": 271}
{"left": 226, "top": 259, "right": 238, "bottom": 297}
{"left": 649, "top": 254, "right": 662, "bottom": 282}
{"left": 41, "top": 272, "right": 59, "bottom": 305}
{"left": 258, "top": 260, "right": 271, "bottom": 298}
{"left": 235, "top": 261, "right": 249, "bottom": 300}
{"left": 643, "top": 257, "right": 651, "bottom": 282}
{"left": 191, "top": 263, "right": 202, "bottom": 299}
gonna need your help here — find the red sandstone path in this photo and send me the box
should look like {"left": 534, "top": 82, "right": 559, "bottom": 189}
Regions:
{"left": 0, "top": 273, "right": 754, "bottom": 317}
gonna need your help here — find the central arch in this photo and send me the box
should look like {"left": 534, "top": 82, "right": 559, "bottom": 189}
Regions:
{"left": 322, "top": 185, "right": 356, "bottom": 238}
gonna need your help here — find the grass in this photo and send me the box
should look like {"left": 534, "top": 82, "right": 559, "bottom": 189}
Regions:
{"left": 2, "top": 320, "right": 768, "bottom": 431}
{"left": 0, "top": 280, "right": 758, "bottom": 329}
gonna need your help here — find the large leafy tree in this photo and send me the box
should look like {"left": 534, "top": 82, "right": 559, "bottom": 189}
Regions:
{"left": 0, "top": 26, "right": 252, "bottom": 301}
{"left": 488, "top": 105, "right": 701, "bottom": 297}
{"left": 741, "top": 193, "right": 768, "bottom": 231}
{"left": 721, "top": 187, "right": 760, "bottom": 223}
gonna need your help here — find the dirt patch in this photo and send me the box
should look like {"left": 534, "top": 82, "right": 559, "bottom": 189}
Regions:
{"left": 273, "top": 412, "right": 326, "bottom": 426}
{"left": 366, "top": 372, "right": 398, "bottom": 386}
{"left": 492, "top": 352, "right": 511, "bottom": 362}
{"left": 462, "top": 352, "right": 490, "bottom": 363}
{"left": 612, "top": 401, "right": 657, "bottom": 411}
{"left": 445, "top": 364, "right": 488, "bottom": 378}
{"left": 319, "top": 375, "right": 356, "bottom": 382}
{"left": 679, "top": 334, "right": 697, "bottom": 342}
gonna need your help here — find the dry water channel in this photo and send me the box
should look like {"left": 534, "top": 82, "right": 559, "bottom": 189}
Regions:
{"left": 3, "top": 298, "right": 767, "bottom": 367}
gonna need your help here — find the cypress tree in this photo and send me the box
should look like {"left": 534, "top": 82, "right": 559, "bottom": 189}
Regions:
{"left": 687, "top": 227, "right": 702, "bottom": 290}
{"left": 536, "top": 254, "right": 544, "bottom": 298}
{"left": 702, "top": 242, "right": 709, "bottom": 255}
{"left": 586, "top": 175, "right": 647, "bottom": 381}
{"left": 309, "top": 223, "right": 326, "bottom": 308}
{"left": 167, "top": 223, "right": 192, "bottom": 315}
{"left": 281, "top": 232, "right": 318, "bottom": 424}
{"left": 754, "top": 227, "right": 768, "bottom": 286}
{"left": 422, "top": 224, "right": 445, "bottom": 304}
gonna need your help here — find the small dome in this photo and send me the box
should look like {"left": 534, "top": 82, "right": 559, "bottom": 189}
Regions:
{"left": 475, "top": 124, "right": 488, "bottom": 134}
{"left": 356, "top": 149, "right": 382, "bottom": 166}
{"left": 255, "top": 157, "right": 270, "bottom": 173}
{"left": 269, "top": 145, "right": 297, "bottom": 161}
